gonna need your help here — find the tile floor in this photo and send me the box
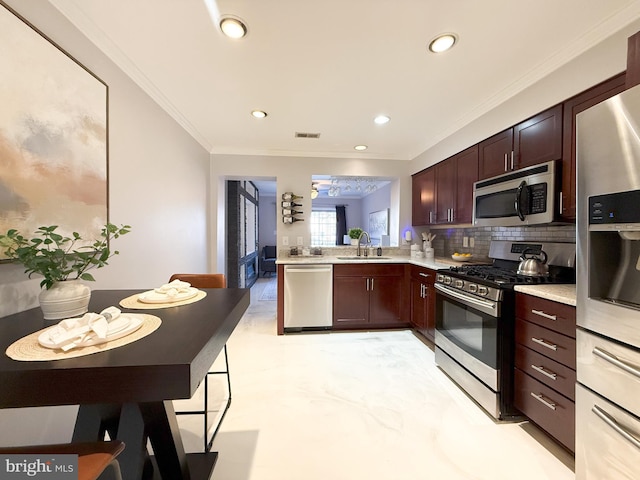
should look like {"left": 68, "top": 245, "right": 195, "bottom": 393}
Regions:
{"left": 175, "top": 277, "right": 575, "bottom": 480}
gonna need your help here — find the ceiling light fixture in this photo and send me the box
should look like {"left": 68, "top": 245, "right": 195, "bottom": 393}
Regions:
{"left": 374, "top": 115, "right": 390, "bottom": 125}
{"left": 219, "top": 16, "right": 248, "bottom": 39}
{"left": 354, "top": 145, "right": 368, "bottom": 151}
{"left": 251, "top": 110, "right": 267, "bottom": 118}
{"left": 428, "top": 33, "right": 457, "bottom": 53}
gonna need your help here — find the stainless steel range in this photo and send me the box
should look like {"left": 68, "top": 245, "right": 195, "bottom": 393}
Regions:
{"left": 434, "top": 240, "right": 576, "bottom": 420}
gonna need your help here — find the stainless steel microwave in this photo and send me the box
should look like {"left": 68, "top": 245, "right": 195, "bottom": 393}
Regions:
{"left": 472, "top": 160, "right": 559, "bottom": 227}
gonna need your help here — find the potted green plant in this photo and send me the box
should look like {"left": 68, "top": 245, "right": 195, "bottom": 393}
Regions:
{"left": 348, "top": 227, "right": 363, "bottom": 246}
{"left": 0, "top": 223, "right": 131, "bottom": 320}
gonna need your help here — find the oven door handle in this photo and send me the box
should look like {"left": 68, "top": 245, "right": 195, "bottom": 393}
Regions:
{"left": 434, "top": 283, "right": 497, "bottom": 312}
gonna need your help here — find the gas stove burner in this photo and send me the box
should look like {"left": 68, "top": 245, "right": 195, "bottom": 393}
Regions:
{"left": 445, "top": 264, "right": 574, "bottom": 288}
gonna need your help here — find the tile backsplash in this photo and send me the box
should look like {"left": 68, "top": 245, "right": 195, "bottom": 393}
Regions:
{"left": 416, "top": 225, "right": 576, "bottom": 259}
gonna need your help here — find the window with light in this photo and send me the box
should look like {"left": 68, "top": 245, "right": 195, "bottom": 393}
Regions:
{"left": 310, "top": 210, "right": 337, "bottom": 247}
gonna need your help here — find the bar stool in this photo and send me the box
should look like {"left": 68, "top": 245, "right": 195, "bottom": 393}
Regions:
{"left": 169, "top": 273, "right": 232, "bottom": 452}
{"left": 0, "top": 441, "right": 125, "bottom": 480}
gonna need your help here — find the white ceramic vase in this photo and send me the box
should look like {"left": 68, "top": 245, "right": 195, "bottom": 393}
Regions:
{"left": 38, "top": 280, "right": 91, "bottom": 320}
{"left": 351, "top": 238, "right": 359, "bottom": 245}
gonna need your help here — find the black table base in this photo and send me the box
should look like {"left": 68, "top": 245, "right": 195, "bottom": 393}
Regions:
{"left": 72, "top": 401, "right": 217, "bottom": 480}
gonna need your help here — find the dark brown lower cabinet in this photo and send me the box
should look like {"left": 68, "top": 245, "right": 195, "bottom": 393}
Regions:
{"left": 514, "top": 369, "right": 575, "bottom": 450}
{"left": 333, "top": 264, "right": 407, "bottom": 329}
{"left": 410, "top": 266, "right": 436, "bottom": 342}
{"left": 514, "top": 293, "right": 576, "bottom": 452}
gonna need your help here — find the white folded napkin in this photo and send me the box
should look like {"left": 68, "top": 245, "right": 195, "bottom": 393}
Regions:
{"left": 46, "top": 306, "right": 122, "bottom": 352}
{"left": 154, "top": 279, "right": 192, "bottom": 297}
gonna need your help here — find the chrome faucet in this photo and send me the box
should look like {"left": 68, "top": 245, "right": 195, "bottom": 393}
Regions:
{"left": 357, "top": 231, "right": 371, "bottom": 256}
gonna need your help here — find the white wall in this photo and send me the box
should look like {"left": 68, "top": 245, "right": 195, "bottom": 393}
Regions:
{"left": 0, "top": 0, "right": 210, "bottom": 446}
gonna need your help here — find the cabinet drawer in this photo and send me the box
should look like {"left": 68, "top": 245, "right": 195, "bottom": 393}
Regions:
{"left": 410, "top": 265, "right": 436, "bottom": 284}
{"left": 515, "top": 343, "right": 576, "bottom": 401}
{"left": 516, "top": 318, "right": 576, "bottom": 369}
{"left": 333, "top": 264, "right": 404, "bottom": 277}
{"left": 516, "top": 294, "right": 576, "bottom": 338}
{"left": 514, "top": 369, "right": 575, "bottom": 452}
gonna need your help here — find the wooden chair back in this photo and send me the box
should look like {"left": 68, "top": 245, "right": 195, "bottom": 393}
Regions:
{"left": 169, "top": 273, "right": 227, "bottom": 289}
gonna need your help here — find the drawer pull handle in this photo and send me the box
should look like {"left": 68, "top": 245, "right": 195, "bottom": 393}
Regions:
{"left": 592, "top": 404, "right": 640, "bottom": 450}
{"left": 531, "top": 337, "right": 558, "bottom": 351}
{"left": 530, "top": 392, "right": 556, "bottom": 410}
{"left": 531, "top": 309, "right": 557, "bottom": 321}
{"left": 531, "top": 364, "right": 557, "bottom": 380}
{"left": 419, "top": 273, "right": 431, "bottom": 278}
{"left": 593, "top": 346, "right": 640, "bottom": 379}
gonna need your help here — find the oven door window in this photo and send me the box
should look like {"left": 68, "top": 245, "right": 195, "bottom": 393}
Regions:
{"left": 437, "top": 294, "right": 498, "bottom": 369}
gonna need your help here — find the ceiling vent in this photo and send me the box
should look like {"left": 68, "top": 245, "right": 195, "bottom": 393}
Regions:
{"left": 295, "top": 132, "right": 321, "bottom": 139}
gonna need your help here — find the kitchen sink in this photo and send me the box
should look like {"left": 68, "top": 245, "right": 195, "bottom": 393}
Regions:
{"left": 336, "top": 256, "right": 392, "bottom": 260}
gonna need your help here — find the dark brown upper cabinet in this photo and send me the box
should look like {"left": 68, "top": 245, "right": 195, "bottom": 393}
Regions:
{"left": 478, "top": 105, "right": 563, "bottom": 181}
{"left": 411, "top": 167, "right": 436, "bottom": 226}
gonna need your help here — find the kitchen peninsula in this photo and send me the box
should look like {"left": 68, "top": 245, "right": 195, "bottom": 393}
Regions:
{"left": 275, "top": 249, "right": 455, "bottom": 337}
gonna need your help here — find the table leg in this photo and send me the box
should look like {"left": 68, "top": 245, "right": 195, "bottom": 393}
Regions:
{"left": 73, "top": 402, "right": 190, "bottom": 480}
{"left": 73, "top": 403, "right": 148, "bottom": 480}
{"left": 140, "top": 401, "right": 190, "bottom": 480}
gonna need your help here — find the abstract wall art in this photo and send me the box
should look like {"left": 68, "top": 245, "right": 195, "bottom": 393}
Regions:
{"left": 0, "top": 2, "right": 108, "bottom": 259}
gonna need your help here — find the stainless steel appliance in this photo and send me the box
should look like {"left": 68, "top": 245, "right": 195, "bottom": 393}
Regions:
{"left": 576, "top": 83, "right": 640, "bottom": 479}
{"left": 284, "top": 264, "right": 333, "bottom": 331}
{"left": 473, "top": 160, "right": 560, "bottom": 227}
{"left": 435, "top": 240, "right": 576, "bottom": 420}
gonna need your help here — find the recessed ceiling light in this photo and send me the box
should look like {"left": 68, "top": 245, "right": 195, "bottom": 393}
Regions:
{"left": 374, "top": 115, "right": 390, "bottom": 125}
{"left": 428, "top": 33, "right": 457, "bottom": 53}
{"left": 251, "top": 110, "right": 267, "bottom": 118}
{"left": 219, "top": 16, "right": 248, "bottom": 39}
{"left": 354, "top": 145, "right": 368, "bottom": 151}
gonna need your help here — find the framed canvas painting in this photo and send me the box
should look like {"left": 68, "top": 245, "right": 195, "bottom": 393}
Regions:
{"left": 369, "top": 209, "right": 389, "bottom": 244}
{"left": 0, "top": 2, "right": 108, "bottom": 260}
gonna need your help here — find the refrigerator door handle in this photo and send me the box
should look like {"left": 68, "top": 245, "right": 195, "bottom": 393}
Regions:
{"left": 593, "top": 346, "right": 640, "bottom": 379}
{"left": 592, "top": 404, "right": 640, "bottom": 450}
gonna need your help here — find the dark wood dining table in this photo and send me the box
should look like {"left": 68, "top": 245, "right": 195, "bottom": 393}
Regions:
{"left": 0, "top": 288, "right": 250, "bottom": 480}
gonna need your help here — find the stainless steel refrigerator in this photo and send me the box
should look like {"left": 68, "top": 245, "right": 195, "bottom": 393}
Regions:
{"left": 576, "top": 82, "right": 640, "bottom": 479}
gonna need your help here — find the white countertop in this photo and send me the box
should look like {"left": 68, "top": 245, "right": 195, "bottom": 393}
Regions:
{"left": 276, "top": 254, "right": 462, "bottom": 270}
{"left": 277, "top": 254, "right": 577, "bottom": 306}
{"left": 514, "top": 284, "right": 576, "bottom": 306}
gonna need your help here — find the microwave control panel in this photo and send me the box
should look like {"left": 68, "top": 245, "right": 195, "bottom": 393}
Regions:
{"left": 529, "top": 183, "right": 548, "bottom": 214}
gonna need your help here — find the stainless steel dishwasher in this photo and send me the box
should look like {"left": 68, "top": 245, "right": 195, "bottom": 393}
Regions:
{"left": 284, "top": 264, "right": 333, "bottom": 331}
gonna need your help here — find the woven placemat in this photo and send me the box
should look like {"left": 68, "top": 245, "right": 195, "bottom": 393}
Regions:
{"left": 6, "top": 314, "right": 162, "bottom": 362}
{"left": 119, "top": 290, "right": 207, "bottom": 310}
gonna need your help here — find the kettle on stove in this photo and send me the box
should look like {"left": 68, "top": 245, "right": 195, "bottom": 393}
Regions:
{"left": 517, "top": 248, "right": 549, "bottom": 277}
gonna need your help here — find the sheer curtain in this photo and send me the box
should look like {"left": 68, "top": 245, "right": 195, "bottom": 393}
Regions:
{"left": 335, "top": 205, "right": 347, "bottom": 245}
